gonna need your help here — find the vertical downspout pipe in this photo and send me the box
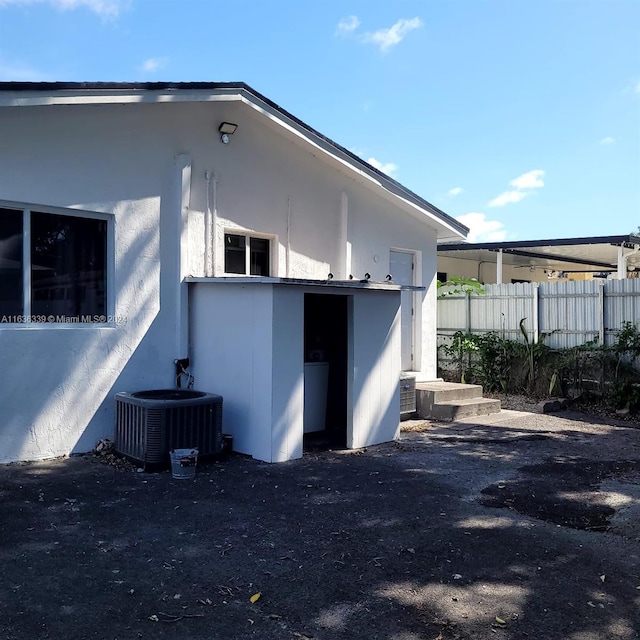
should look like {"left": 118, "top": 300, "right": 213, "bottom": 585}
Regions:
{"left": 175, "top": 154, "right": 191, "bottom": 362}
{"left": 341, "top": 191, "right": 350, "bottom": 279}
{"left": 286, "top": 197, "right": 291, "bottom": 278}
{"left": 204, "top": 171, "right": 213, "bottom": 277}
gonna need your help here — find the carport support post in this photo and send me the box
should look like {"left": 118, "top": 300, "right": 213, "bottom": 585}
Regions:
{"left": 496, "top": 249, "right": 503, "bottom": 284}
{"left": 617, "top": 246, "right": 626, "bottom": 279}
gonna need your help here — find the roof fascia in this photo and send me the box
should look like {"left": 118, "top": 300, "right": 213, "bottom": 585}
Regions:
{"left": 0, "top": 85, "right": 244, "bottom": 107}
{"left": 439, "top": 234, "right": 639, "bottom": 252}
{"left": 499, "top": 248, "right": 617, "bottom": 269}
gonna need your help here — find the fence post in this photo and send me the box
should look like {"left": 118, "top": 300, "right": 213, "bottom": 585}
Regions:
{"left": 466, "top": 293, "right": 471, "bottom": 333}
{"left": 533, "top": 283, "right": 539, "bottom": 343}
{"left": 599, "top": 282, "right": 605, "bottom": 345}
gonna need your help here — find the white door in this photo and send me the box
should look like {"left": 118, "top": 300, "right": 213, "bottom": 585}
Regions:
{"left": 389, "top": 250, "right": 414, "bottom": 370}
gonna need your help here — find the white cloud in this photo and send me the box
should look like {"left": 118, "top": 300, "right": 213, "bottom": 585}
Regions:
{"left": 488, "top": 169, "right": 545, "bottom": 207}
{"left": 509, "top": 169, "right": 544, "bottom": 190}
{"left": 335, "top": 15, "right": 360, "bottom": 36}
{"left": 0, "top": 0, "right": 127, "bottom": 18}
{"left": 600, "top": 136, "right": 615, "bottom": 145}
{"left": 488, "top": 190, "right": 530, "bottom": 207}
{"left": 361, "top": 17, "right": 423, "bottom": 53}
{"left": 448, "top": 187, "right": 463, "bottom": 197}
{"left": 456, "top": 212, "right": 507, "bottom": 243}
{"left": 140, "top": 57, "right": 167, "bottom": 73}
{"left": 336, "top": 15, "right": 423, "bottom": 52}
{"left": 367, "top": 156, "right": 398, "bottom": 177}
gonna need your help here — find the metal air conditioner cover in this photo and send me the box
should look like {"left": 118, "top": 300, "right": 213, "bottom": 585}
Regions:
{"left": 114, "top": 389, "right": 223, "bottom": 469}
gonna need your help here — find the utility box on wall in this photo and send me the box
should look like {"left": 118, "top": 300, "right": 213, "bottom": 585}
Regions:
{"left": 400, "top": 374, "right": 417, "bottom": 415}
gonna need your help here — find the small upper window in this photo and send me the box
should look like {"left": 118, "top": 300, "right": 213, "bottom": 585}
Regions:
{"left": 224, "top": 233, "right": 270, "bottom": 276}
{"left": 0, "top": 205, "right": 108, "bottom": 323}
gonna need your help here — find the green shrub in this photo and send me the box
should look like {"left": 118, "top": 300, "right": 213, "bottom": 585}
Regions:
{"left": 438, "top": 320, "right": 640, "bottom": 410}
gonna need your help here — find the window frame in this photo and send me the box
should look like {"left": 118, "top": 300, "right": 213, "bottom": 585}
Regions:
{"left": 0, "top": 200, "right": 114, "bottom": 327}
{"left": 223, "top": 230, "right": 274, "bottom": 277}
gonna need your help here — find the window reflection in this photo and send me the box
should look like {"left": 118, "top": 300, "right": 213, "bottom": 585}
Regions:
{"left": 31, "top": 212, "right": 107, "bottom": 319}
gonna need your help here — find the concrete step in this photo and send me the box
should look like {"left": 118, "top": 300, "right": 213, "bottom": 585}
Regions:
{"left": 427, "top": 397, "right": 502, "bottom": 421}
{"left": 416, "top": 382, "right": 484, "bottom": 418}
{"left": 416, "top": 381, "right": 483, "bottom": 404}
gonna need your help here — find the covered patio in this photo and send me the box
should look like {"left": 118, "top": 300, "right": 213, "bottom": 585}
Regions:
{"left": 438, "top": 234, "right": 640, "bottom": 284}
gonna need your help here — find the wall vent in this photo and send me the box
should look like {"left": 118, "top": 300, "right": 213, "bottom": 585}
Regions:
{"left": 115, "top": 389, "right": 223, "bottom": 469}
{"left": 400, "top": 375, "right": 416, "bottom": 414}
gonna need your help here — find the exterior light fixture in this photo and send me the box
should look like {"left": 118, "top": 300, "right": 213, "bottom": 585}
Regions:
{"left": 218, "top": 122, "right": 238, "bottom": 144}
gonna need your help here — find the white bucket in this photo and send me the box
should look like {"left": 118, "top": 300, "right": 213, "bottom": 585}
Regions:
{"left": 170, "top": 448, "right": 198, "bottom": 480}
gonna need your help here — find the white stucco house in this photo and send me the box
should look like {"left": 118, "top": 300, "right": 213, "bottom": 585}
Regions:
{"left": 0, "top": 82, "right": 467, "bottom": 464}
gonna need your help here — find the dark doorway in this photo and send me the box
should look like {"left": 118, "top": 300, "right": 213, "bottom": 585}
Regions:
{"left": 303, "top": 293, "right": 349, "bottom": 450}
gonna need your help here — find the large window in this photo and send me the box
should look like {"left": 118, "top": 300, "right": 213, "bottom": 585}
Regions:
{"left": 0, "top": 205, "right": 108, "bottom": 323}
{"left": 224, "top": 233, "right": 270, "bottom": 276}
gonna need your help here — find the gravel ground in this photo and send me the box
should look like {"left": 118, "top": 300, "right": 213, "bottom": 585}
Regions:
{"left": 1, "top": 406, "right": 640, "bottom": 640}
{"left": 487, "top": 393, "right": 640, "bottom": 424}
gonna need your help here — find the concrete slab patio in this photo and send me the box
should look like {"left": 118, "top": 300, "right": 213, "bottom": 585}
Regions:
{"left": 1, "top": 408, "right": 639, "bottom": 640}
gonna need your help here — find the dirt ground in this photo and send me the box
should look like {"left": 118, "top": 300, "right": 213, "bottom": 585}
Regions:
{"left": 1, "top": 407, "right": 640, "bottom": 640}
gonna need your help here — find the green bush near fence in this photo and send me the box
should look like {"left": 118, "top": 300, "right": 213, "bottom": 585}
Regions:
{"left": 438, "top": 320, "right": 640, "bottom": 412}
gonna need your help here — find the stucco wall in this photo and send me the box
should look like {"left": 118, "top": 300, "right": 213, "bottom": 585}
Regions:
{"left": 0, "top": 103, "right": 188, "bottom": 463}
{"left": 0, "top": 99, "right": 440, "bottom": 462}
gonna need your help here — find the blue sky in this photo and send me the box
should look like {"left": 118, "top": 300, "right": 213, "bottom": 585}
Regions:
{"left": 0, "top": 0, "right": 638, "bottom": 242}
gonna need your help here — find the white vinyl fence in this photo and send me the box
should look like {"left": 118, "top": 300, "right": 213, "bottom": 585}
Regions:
{"left": 437, "top": 279, "right": 640, "bottom": 350}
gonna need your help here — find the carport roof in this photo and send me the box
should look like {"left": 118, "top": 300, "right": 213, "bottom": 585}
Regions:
{"left": 438, "top": 234, "right": 640, "bottom": 273}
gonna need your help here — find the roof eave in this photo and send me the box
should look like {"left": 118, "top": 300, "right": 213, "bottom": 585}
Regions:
{"left": 0, "top": 81, "right": 468, "bottom": 241}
